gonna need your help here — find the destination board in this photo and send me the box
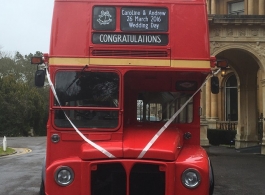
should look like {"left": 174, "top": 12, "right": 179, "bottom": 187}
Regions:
{"left": 92, "top": 33, "right": 168, "bottom": 45}
{"left": 93, "top": 6, "right": 116, "bottom": 31}
{"left": 120, "top": 7, "right": 168, "bottom": 32}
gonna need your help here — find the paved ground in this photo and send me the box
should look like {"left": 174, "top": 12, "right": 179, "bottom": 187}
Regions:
{"left": 208, "top": 146, "right": 265, "bottom": 195}
{"left": 0, "top": 137, "right": 46, "bottom": 195}
{"left": 1, "top": 137, "right": 265, "bottom": 195}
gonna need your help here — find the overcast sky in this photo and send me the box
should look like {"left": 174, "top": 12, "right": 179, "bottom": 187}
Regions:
{"left": 0, "top": 0, "right": 54, "bottom": 55}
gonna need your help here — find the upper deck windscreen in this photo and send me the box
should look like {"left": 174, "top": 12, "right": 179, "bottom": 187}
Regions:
{"left": 50, "top": 0, "right": 210, "bottom": 62}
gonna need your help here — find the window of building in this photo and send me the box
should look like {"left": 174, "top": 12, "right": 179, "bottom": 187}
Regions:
{"left": 225, "top": 75, "right": 238, "bottom": 121}
{"left": 228, "top": 1, "right": 244, "bottom": 15}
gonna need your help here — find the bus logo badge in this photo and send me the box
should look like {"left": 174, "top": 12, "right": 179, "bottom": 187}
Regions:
{"left": 97, "top": 10, "right": 112, "bottom": 25}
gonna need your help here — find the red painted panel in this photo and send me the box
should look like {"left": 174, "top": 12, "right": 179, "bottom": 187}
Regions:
{"left": 50, "top": 1, "right": 210, "bottom": 61}
{"left": 175, "top": 145, "right": 210, "bottom": 194}
{"left": 50, "top": 2, "right": 90, "bottom": 56}
{"left": 170, "top": 4, "right": 210, "bottom": 59}
{"left": 123, "top": 127, "right": 184, "bottom": 160}
{"left": 80, "top": 142, "right": 123, "bottom": 159}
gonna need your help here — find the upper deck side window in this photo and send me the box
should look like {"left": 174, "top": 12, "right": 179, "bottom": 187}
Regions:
{"left": 228, "top": 1, "right": 244, "bottom": 15}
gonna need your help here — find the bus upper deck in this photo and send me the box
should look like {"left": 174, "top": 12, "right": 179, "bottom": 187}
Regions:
{"left": 49, "top": 0, "right": 210, "bottom": 70}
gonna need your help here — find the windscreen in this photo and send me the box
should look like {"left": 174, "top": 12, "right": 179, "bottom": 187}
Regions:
{"left": 54, "top": 70, "right": 119, "bottom": 129}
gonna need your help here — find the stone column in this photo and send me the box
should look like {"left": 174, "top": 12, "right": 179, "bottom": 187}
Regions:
{"left": 206, "top": 79, "right": 211, "bottom": 119}
{"left": 205, "top": 79, "right": 217, "bottom": 129}
{"left": 200, "top": 85, "right": 207, "bottom": 121}
{"left": 248, "top": 0, "right": 254, "bottom": 15}
{"left": 211, "top": 0, "right": 216, "bottom": 14}
{"left": 210, "top": 93, "right": 218, "bottom": 119}
{"left": 207, "top": 92, "right": 218, "bottom": 129}
{"left": 259, "top": 0, "right": 265, "bottom": 15}
{"left": 200, "top": 85, "right": 210, "bottom": 146}
{"left": 235, "top": 72, "right": 258, "bottom": 148}
{"left": 261, "top": 79, "right": 265, "bottom": 154}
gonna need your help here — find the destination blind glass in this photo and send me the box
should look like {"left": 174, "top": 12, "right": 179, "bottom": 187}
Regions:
{"left": 93, "top": 6, "right": 116, "bottom": 31}
{"left": 120, "top": 7, "right": 168, "bottom": 32}
{"left": 92, "top": 33, "right": 168, "bottom": 45}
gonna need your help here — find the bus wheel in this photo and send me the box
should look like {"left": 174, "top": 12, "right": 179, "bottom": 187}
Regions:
{"left": 39, "top": 180, "right": 45, "bottom": 195}
{"left": 209, "top": 160, "right": 214, "bottom": 195}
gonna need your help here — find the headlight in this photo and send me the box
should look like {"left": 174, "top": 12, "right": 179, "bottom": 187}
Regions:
{"left": 181, "top": 169, "right": 201, "bottom": 189}
{"left": 54, "top": 166, "right": 74, "bottom": 186}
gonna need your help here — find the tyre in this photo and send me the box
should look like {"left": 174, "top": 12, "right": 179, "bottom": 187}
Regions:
{"left": 209, "top": 160, "right": 214, "bottom": 195}
{"left": 39, "top": 180, "right": 45, "bottom": 195}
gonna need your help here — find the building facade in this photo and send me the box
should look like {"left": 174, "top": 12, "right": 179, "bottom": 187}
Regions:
{"left": 201, "top": 0, "right": 265, "bottom": 154}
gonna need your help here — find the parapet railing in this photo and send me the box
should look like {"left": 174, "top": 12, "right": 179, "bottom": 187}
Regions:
{"left": 216, "top": 121, "right": 238, "bottom": 130}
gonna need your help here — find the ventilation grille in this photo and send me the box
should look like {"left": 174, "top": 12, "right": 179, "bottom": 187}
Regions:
{"left": 91, "top": 163, "right": 126, "bottom": 195}
{"left": 130, "top": 164, "right": 165, "bottom": 195}
{"left": 91, "top": 163, "right": 165, "bottom": 195}
{"left": 91, "top": 50, "right": 169, "bottom": 57}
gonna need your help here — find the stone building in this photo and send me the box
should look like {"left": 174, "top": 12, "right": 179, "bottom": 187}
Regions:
{"left": 201, "top": 0, "right": 265, "bottom": 154}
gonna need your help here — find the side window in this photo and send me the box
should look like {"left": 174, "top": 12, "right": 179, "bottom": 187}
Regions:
{"left": 137, "top": 92, "right": 193, "bottom": 123}
{"left": 178, "top": 96, "right": 193, "bottom": 123}
{"left": 137, "top": 100, "right": 162, "bottom": 122}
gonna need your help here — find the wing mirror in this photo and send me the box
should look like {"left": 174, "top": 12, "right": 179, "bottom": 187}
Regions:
{"left": 31, "top": 56, "right": 46, "bottom": 87}
{"left": 211, "top": 76, "right": 219, "bottom": 94}
{"left": 35, "top": 70, "right": 46, "bottom": 87}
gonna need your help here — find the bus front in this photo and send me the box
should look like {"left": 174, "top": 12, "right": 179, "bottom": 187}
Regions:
{"left": 35, "top": 0, "right": 215, "bottom": 194}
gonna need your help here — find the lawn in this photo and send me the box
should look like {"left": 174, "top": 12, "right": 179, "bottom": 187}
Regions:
{"left": 0, "top": 147, "right": 16, "bottom": 156}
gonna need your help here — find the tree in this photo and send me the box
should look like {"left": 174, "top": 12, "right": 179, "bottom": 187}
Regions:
{"left": 0, "top": 51, "right": 49, "bottom": 136}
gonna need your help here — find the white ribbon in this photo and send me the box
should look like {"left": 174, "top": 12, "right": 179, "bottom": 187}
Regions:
{"left": 138, "top": 71, "right": 218, "bottom": 159}
{"left": 45, "top": 66, "right": 220, "bottom": 160}
{"left": 46, "top": 68, "right": 116, "bottom": 158}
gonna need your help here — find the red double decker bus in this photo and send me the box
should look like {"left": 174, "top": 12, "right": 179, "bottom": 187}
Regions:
{"left": 32, "top": 0, "right": 221, "bottom": 194}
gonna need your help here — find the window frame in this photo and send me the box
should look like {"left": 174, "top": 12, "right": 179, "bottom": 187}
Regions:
{"left": 228, "top": 1, "right": 244, "bottom": 15}
{"left": 51, "top": 68, "right": 122, "bottom": 131}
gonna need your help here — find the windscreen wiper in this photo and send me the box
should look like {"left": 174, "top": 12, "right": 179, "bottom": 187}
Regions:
{"left": 65, "top": 65, "right": 88, "bottom": 92}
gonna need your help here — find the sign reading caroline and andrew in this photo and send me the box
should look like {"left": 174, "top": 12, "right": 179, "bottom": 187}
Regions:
{"left": 92, "top": 6, "right": 168, "bottom": 45}
{"left": 120, "top": 7, "right": 168, "bottom": 32}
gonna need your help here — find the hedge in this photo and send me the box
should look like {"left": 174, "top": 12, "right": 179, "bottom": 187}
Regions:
{"left": 207, "top": 129, "right": 236, "bottom": 146}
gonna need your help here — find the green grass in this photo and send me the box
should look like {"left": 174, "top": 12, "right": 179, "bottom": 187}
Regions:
{"left": 0, "top": 147, "right": 16, "bottom": 156}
